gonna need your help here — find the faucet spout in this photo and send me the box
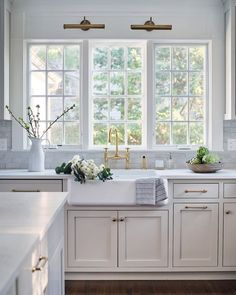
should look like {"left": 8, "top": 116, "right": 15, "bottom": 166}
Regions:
{"left": 108, "top": 128, "right": 119, "bottom": 157}
{"left": 104, "top": 128, "right": 130, "bottom": 169}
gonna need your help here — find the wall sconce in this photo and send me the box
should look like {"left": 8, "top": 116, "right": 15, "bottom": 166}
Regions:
{"left": 131, "top": 17, "right": 172, "bottom": 31}
{"left": 63, "top": 16, "right": 105, "bottom": 31}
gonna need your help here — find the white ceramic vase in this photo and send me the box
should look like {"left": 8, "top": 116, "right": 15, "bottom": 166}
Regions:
{"left": 28, "top": 137, "right": 45, "bottom": 172}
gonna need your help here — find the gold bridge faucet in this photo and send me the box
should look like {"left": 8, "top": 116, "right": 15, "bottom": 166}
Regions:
{"left": 104, "top": 128, "right": 130, "bottom": 169}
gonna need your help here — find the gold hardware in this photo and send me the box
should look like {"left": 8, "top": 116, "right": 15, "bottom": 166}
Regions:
{"left": 64, "top": 16, "right": 105, "bottom": 31}
{"left": 119, "top": 217, "right": 125, "bottom": 222}
{"left": 112, "top": 218, "right": 117, "bottom": 222}
{"left": 104, "top": 128, "right": 130, "bottom": 169}
{"left": 32, "top": 256, "right": 48, "bottom": 273}
{"left": 108, "top": 128, "right": 119, "bottom": 158}
{"left": 131, "top": 17, "right": 172, "bottom": 31}
{"left": 225, "top": 210, "right": 231, "bottom": 215}
{"left": 12, "top": 189, "right": 40, "bottom": 192}
{"left": 185, "top": 205, "right": 208, "bottom": 209}
{"left": 184, "top": 189, "right": 207, "bottom": 193}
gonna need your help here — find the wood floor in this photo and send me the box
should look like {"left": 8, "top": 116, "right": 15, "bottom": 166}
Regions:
{"left": 65, "top": 280, "right": 236, "bottom": 295}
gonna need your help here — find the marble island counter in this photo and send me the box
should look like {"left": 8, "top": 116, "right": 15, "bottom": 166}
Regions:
{"left": 0, "top": 192, "right": 68, "bottom": 237}
{"left": 0, "top": 192, "right": 68, "bottom": 295}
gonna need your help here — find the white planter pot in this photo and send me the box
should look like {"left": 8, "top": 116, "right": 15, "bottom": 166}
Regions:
{"left": 28, "top": 137, "right": 45, "bottom": 172}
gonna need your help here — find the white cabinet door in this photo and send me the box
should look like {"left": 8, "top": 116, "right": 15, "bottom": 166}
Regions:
{"left": 118, "top": 211, "right": 168, "bottom": 268}
{"left": 18, "top": 243, "right": 42, "bottom": 295}
{"left": 223, "top": 203, "right": 236, "bottom": 266}
{"left": 47, "top": 239, "right": 64, "bottom": 295}
{"left": 173, "top": 203, "right": 218, "bottom": 267}
{"left": 46, "top": 209, "right": 64, "bottom": 295}
{"left": 67, "top": 211, "right": 117, "bottom": 268}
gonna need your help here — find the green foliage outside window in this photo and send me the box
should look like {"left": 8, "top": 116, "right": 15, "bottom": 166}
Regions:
{"left": 155, "top": 45, "right": 206, "bottom": 146}
{"left": 91, "top": 43, "right": 145, "bottom": 147}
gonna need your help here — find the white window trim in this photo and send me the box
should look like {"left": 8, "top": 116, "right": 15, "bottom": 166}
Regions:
{"left": 88, "top": 39, "right": 147, "bottom": 150}
{"left": 152, "top": 41, "right": 209, "bottom": 150}
{"left": 27, "top": 40, "right": 83, "bottom": 148}
{"left": 11, "top": 39, "right": 219, "bottom": 151}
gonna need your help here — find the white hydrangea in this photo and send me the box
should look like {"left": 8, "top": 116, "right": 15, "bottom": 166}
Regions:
{"left": 70, "top": 155, "right": 81, "bottom": 167}
{"left": 70, "top": 155, "right": 103, "bottom": 180}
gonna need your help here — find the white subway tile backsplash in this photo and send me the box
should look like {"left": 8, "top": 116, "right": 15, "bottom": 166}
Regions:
{"left": 0, "top": 119, "right": 236, "bottom": 169}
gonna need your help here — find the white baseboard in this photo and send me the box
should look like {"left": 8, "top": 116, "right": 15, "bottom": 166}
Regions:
{"left": 65, "top": 272, "right": 236, "bottom": 281}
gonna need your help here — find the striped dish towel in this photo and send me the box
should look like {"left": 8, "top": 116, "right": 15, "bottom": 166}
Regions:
{"left": 136, "top": 178, "right": 167, "bottom": 205}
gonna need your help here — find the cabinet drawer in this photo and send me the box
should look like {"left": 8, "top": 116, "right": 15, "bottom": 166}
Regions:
{"left": 173, "top": 183, "right": 219, "bottom": 199}
{"left": 224, "top": 183, "right": 236, "bottom": 198}
{"left": 0, "top": 180, "right": 63, "bottom": 192}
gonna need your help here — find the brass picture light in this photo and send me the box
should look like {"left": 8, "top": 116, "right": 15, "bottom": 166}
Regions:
{"left": 63, "top": 16, "right": 105, "bottom": 31}
{"left": 131, "top": 17, "right": 172, "bottom": 31}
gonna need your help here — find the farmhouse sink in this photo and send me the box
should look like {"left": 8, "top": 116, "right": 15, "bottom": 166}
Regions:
{"left": 111, "top": 169, "right": 158, "bottom": 179}
{"left": 67, "top": 169, "right": 162, "bottom": 206}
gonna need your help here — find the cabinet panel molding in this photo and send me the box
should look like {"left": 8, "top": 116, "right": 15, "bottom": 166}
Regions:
{"left": 118, "top": 210, "right": 168, "bottom": 268}
{"left": 223, "top": 203, "right": 236, "bottom": 266}
{"left": 67, "top": 210, "right": 117, "bottom": 268}
{"left": 173, "top": 203, "right": 218, "bottom": 267}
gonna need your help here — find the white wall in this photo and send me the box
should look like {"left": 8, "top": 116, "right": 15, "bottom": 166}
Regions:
{"left": 10, "top": 0, "right": 225, "bottom": 150}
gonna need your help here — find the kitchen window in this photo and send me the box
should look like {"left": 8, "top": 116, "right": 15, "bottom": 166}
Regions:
{"left": 26, "top": 41, "right": 208, "bottom": 150}
{"left": 89, "top": 41, "right": 146, "bottom": 148}
{"left": 28, "top": 44, "right": 81, "bottom": 145}
{"left": 154, "top": 44, "right": 207, "bottom": 147}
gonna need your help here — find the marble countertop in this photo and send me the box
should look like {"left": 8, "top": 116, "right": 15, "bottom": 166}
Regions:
{"left": 0, "top": 192, "right": 68, "bottom": 237}
{"left": 0, "top": 168, "right": 236, "bottom": 179}
{"left": 0, "top": 192, "right": 68, "bottom": 294}
{"left": 156, "top": 169, "right": 236, "bottom": 179}
{"left": 0, "top": 169, "right": 69, "bottom": 179}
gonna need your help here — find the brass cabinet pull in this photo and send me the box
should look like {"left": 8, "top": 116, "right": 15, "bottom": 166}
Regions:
{"left": 12, "top": 189, "right": 40, "bottom": 192}
{"left": 112, "top": 218, "right": 117, "bottom": 222}
{"left": 225, "top": 210, "right": 231, "bottom": 215}
{"left": 119, "top": 217, "right": 125, "bottom": 222}
{"left": 32, "top": 256, "right": 48, "bottom": 272}
{"left": 185, "top": 205, "right": 208, "bottom": 210}
{"left": 184, "top": 189, "right": 207, "bottom": 193}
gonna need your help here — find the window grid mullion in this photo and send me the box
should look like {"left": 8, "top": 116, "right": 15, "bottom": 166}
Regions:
{"left": 108, "top": 47, "right": 111, "bottom": 133}
{"left": 124, "top": 46, "right": 128, "bottom": 146}
{"left": 187, "top": 47, "right": 190, "bottom": 145}
{"left": 90, "top": 43, "right": 145, "bottom": 148}
{"left": 45, "top": 45, "right": 48, "bottom": 141}
{"left": 29, "top": 43, "right": 81, "bottom": 146}
{"left": 170, "top": 47, "right": 173, "bottom": 145}
{"left": 155, "top": 44, "right": 206, "bottom": 147}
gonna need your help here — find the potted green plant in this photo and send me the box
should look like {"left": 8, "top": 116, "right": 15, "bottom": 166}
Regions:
{"left": 186, "top": 146, "right": 222, "bottom": 173}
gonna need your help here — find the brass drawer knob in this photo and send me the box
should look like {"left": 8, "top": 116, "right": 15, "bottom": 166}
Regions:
{"left": 119, "top": 217, "right": 125, "bottom": 222}
{"left": 225, "top": 210, "right": 231, "bottom": 215}
{"left": 112, "top": 218, "right": 117, "bottom": 222}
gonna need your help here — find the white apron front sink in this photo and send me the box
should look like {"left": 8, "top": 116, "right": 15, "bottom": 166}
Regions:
{"left": 67, "top": 169, "right": 159, "bottom": 205}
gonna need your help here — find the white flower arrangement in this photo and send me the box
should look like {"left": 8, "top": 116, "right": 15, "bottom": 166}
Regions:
{"left": 55, "top": 155, "right": 112, "bottom": 184}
